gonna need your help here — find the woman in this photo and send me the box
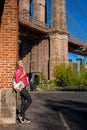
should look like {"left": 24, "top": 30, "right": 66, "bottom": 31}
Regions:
{"left": 15, "top": 60, "right": 32, "bottom": 123}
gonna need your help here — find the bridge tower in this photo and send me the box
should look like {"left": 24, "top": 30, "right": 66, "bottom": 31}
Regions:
{"left": 49, "top": 0, "right": 69, "bottom": 78}
{"left": 33, "top": 0, "right": 45, "bottom": 22}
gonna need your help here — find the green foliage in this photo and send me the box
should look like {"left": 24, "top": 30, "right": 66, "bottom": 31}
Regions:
{"left": 53, "top": 64, "right": 68, "bottom": 87}
{"left": 49, "top": 80, "right": 55, "bottom": 84}
{"left": 41, "top": 69, "right": 46, "bottom": 80}
{"left": 33, "top": 69, "right": 47, "bottom": 85}
{"left": 66, "top": 65, "right": 77, "bottom": 86}
{"left": 34, "top": 75, "right": 40, "bottom": 84}
{"left": 53, "top": 63, "right": 87, "bottom": 87}
{"left": 79, "top": 64, "right": 87, "bottom": 86}
{"left": 37, "top": 64, "right": 87, "bottom": 91}
{"left": 37, "top": 84, "right": 62, "bottom": 91}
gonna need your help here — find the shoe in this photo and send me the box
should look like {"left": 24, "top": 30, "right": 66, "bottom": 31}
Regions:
{"left": 18, "top": 114, "right": 22, "bottom": 120}
{"left": 18, "top": 114, "right": 31, "bottom": 123}
{"left": 24, "top": 117, "right": 31, "bottom": 123}
{"left": 18, "top": 114, "right": 23, "bottom": 123}
{"left": 20, "top": 118, "right": 31, "bottom": 124}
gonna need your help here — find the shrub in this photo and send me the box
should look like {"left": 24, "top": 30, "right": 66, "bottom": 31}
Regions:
{"left": 53, "top": 64, "right": 80, "bottom": 87}
{"left": 79, "top": 64, "right": 87, "bottom": 86}
{"left": 53, "top": 64, "right": 68, "bottom": 87}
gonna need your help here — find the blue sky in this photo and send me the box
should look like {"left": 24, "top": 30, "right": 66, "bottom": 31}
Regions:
{"left": 66, "top": 0, "right": 87, "bottom": 42}
{"left": 46, "top": 0, "right": 87, "bottom": 63}
{"left": 66, "top": 0, "right": 87, "bottom": 63}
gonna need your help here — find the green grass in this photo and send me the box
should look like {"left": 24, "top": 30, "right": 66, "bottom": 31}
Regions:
{"left": 37, "top": 85, "right": 87, "bottom": 92}
{"left": 37, "top": 85, "right": 63, "bottom": 91}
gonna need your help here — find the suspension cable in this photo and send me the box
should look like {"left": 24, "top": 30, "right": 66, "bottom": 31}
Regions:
{"left": 75, "top": 0, "right": 87, "bottom": 16}
{"left": 67, "top": 10, "right": 87, "bottom": 36}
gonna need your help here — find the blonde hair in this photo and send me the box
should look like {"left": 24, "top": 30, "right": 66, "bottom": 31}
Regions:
{"left": 16, "top": 59, "right": 22, "bottom": 69}
{"left": 18, "top": 60, "right": 23, "bottom": 64}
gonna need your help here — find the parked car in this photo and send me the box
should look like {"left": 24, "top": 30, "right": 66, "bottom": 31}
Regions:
{"left": 27, "top": 72, "right": 41, "bottom": 91}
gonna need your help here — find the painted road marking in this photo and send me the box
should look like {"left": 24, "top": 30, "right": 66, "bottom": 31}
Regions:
{"left": 59, "top": 111, "right": 71, "bottom": 130}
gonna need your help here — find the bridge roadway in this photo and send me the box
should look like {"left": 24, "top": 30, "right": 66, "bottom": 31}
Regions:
{"left": 0, "top": 91, "right": 87, "bottom": 130}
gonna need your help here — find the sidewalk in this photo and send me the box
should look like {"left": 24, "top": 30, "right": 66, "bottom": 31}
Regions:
{"left": 0, "top": 91, "right": 86, "bottom": 130}
{"left": 0, "top": 91, "right": 72, "bottom": 130}
{"left": 0, "top": 91, "right": 40, "bottom": 130}
{"left": 0, "top": 124, "right": 16, "bottom": 130}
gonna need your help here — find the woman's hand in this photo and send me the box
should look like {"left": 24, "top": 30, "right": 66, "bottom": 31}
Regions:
{"left": 23, "top": 70, "right": 26, "bottom": 75}
{"left": 20, "top": 69, "right": 26, "bottom": 79}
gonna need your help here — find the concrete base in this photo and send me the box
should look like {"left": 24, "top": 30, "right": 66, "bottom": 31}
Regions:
{"left": 0, "top": 88, "right": 16, "bottom": 124}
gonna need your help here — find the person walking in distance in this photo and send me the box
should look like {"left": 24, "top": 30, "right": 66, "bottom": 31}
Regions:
{"left": 15, "top": 60, "right": 32, "bottom": 123}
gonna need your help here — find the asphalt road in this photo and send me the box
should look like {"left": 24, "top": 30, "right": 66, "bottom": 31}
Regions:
{"left": 1, "top": 91, "right": 87, "bottom": 130}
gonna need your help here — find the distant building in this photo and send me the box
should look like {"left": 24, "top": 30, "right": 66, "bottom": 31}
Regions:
{"left": 69, "top": 59, "right": 72, "bottom": 64}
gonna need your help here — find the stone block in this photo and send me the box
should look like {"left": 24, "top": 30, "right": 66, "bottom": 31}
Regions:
{"left": 0, "top": 88, "right": 16, "bottom": 124}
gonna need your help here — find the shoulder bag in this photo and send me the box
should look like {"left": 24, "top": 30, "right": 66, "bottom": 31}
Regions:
{"left": 12, "top": 79, "right": 25, "bottom": 92}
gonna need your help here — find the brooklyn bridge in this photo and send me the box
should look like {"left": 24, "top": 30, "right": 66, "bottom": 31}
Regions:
{"left": 18, "top": 0, "right": 87, "bottom": 80}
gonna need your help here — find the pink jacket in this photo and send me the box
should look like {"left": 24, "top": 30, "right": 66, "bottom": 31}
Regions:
{"left": 15, "top": 67, "right": 29, "bottom": 87}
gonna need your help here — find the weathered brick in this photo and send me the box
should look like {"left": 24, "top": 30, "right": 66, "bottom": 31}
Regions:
{"left": 0, "top": 0, "right": 18, "bottom": 123}
{"left": 0, "top": 0, "right": 18, "bottom": 88}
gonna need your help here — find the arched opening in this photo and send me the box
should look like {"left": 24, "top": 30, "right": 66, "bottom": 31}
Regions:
{"left": 30, "top": 0, "right": 33, "bottom": 16}
{"left": 45, "top": 0, "right": 51, "bottom": 26}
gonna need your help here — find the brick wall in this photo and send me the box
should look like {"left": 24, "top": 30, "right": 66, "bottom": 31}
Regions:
{"left": 0, "top": 0, "right": 18, "bottom": 124}
{"left": 0, "top": 0, "right": 18, "bottom": 88}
